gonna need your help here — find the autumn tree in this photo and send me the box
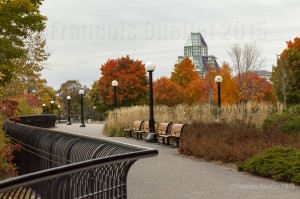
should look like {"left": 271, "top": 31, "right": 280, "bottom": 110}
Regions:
{"left": 98, "top": 56, "right": 148, "bottom": 110}
{"left": 0, "top": 33, "right": 50, "bottom": 97}
{"left": 171, "top": 57, "right": 200, "bottom": 87}
{"left": 203, "top": 66, "right": 220, "bottom": 104}
{"left": 184, "top": 78, "right": 207, "bottom": 104}
{"left": 271, "top": 37, "right": 300, "bottom": 106}
{"left": 237, "top": 72, "right": 275, "bottom": 102}
{"left": 212, "top": 63, "right": 240, "bottom": 104}
{"left": 153, "top": 77, "right": 186, "bottom": 106}
{"left": 10, "top": 94, "right": 41, "bottom": 115}
{"left": 228, "top": 42, "right": 265, "bottom": 89}
{"left": 0, "top": 1, "right": 49, "bottom": 118}
{"left": 0, "top": 0, "right": 47, "bottom": 86}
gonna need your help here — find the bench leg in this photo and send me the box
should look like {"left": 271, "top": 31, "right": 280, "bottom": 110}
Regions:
{"left": 166, "top": 137, "right": 170, "bottom": 145}
{"left": 162, "top": 137, "right": 166, "bottom": 144}
{"left": 172, "top": 138, "right": 179, "bottom": 148}
{"left": 157, "top": 136, "right": 163, "bottom": 145}
{"left": 125, "top": 131, "right": 130, "bottom": 138}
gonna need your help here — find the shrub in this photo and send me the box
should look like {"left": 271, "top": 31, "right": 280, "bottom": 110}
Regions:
{"left": 0, "top": 120, "right": 21, "bottom": 179}
{"left": 0, "top": 99, "right": 21, "bottom": 179}
{"left": 179, "top": 122, "right": 300, "bottom": 163}
{"left": 238, "top": 147, "right": 300, "bottom": 184}
{"left": 263, "top": 105, "right": 300, "bottom": 134}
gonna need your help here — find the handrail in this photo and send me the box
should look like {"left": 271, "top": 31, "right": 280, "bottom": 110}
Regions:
{"left": 0, "top": 150, "right": 156, "bottom": 193}
{"left": 0, "top": 116, "right": 158, "bottom": 198}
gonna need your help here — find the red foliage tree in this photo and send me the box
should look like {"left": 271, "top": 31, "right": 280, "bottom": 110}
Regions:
{"left": 14, "top": 94, "right": 40, "bottom": 107}
{"left": 98, "top": 56, "right": 148, "bottom": 109}
{"left": 185, "top": 78, "right": 207, "bottom": 104}
{"left": 0, "top": 100, "right": 19, "bottom": 118}
{"left": 238, "top": 73, "right": 275, "bottom": 102}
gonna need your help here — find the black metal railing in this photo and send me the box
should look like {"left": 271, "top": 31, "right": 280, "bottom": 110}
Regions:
{"left": 0, "top": 117, "right": 158, "bottom": 199}
{"left": 16, "top": 114, "right": 57, "bottom": 128}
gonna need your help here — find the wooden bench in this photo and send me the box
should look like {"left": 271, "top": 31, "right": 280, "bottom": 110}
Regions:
{"left": 124, "top": 120, "right": 143, "bottom": 138}
{"left": 158, "top": 123, "right": 186, "bottom": 148}
{"left": 156, "top": 122, "right": 172, "bottom": 144}
{"left": 133, "top": 121, "right": 150, "bottom": 139}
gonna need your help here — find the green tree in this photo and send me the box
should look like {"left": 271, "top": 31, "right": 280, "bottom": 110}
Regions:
{"left": 0, "top": 33, "right": 50, "bottom": 97}
{"left": 57, "top": 80, "right": 82, "bottom": 117}
{"left": 57, "top": 80, "right": 93, "bottom": 119}
{"left": 271, "top": 37, "right": 300, "bottom": 106}
{"left": 0, "top": 0, "right": 47, "bottom": 86}
{"left": 89, "top": 80, "right": 101, "bottom": 109}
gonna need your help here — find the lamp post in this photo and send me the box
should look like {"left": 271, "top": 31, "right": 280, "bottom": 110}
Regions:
{"left": 145, "top": 61, "right": 156, "bottom": 133}
{"left": 79, "top": 89, "right": 85, "bottom": 127}
{"left": 42, "top": 103, "right": 46, "bottom": 114}
{"left": 111, "top": 80, "right": 118, "bottom": 108}
{"left": 67, "top": 96, "right": 71, "bottom": 125}
{"left": 58, "top": 105, "right": 61, "bottom": 123}
{"left": 215, "top": 75, "right": 223, "bottom": 109}
{"left": 50, "top": 100, "right": 54, "bottom": 114}
{"left": 93, "top": 106, "right": 96, "bottom": 121}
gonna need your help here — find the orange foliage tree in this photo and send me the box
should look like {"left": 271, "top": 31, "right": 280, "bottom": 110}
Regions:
{"left": 213, "top": 63, "right": 240, "bottom": 104}
{"left": 171, "top": 57, "right": 200, "bottom": 87}
{"left": 153, "top": 77, "right": 186, "bottom": 106}
{"left": 203, "top": 66, "right": 220, "bottom": 104}
{"left": 185, "top": 78, "right": 207, "bottom": 104}
{"left": 98, "top": 56, "right": 148, "bottom": 110}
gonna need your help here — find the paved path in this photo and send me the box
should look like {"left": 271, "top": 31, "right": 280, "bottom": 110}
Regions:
{"left": 53, "top": 123, "right": 300, "bottom": 199}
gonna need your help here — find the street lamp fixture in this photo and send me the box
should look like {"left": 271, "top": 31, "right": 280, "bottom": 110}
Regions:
{"left": 145, "top": 61, "right": 156, "bottom": 133}
{"left": 67, "top": 96, "right": 71, "bottom": 125}
{"left": 58, "top": 105, "right": 61, "bottom": 123}
{"left": 215, "top": 75, "right": 223, "bottom": 109}
{"left": 50, "top": 100, "right": 54, "bottom": 114}
{"left": 93, "top": 106, "right": 96, "bottom": 121}
{"left": 79, "top": 89, "right": 85, "bottom": 127}
{"left": 111, "top": 80, "right": 118, "bottom": 108}
{"left": 42, "top": 103, "right": 46, "bottom": 114}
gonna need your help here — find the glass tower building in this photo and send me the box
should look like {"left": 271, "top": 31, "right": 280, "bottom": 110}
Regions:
{"left": 177, "top": 32, "right": 219, "bottom": 77}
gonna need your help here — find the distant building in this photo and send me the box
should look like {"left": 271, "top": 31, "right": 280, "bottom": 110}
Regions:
{"left": 253, "top": 70, "right": 272, "bottom": 81}
{"left": 177, "top": 32, "right": 219, "bottom": 77}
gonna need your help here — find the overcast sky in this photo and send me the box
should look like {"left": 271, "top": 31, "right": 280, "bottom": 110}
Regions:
{"left": 40, "top": 0, "right": 300, "bottom": 90}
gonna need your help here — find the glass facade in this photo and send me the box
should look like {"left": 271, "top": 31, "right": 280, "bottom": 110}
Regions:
{"left": 177, "top": 32, "right": 218, "bottom": 77}
{"left": 184, "top": 33, "right": 208, "bottom": 57}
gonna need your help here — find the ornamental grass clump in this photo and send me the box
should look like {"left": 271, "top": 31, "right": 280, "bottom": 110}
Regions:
{"left": 104, "top": 102, "right": 282, "bottom": 137}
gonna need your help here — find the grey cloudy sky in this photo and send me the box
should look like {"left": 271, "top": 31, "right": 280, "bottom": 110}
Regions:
{"left": 40, "top": 0, "right": 300, "bottom": 90}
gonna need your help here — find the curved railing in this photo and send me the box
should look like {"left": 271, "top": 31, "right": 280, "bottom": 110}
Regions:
{"left": 16, "top": 114, "right": 57, "bottom": 128}
{"left": 0, "top": 116, "right": 158, "bottom": 198}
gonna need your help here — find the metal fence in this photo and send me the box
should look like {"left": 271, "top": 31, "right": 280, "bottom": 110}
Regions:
{"left": 0, "top": 118, "right": 158, "bottom": 199}
{"left": 16, "top": 114, "right": 57, "bottom": 128}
